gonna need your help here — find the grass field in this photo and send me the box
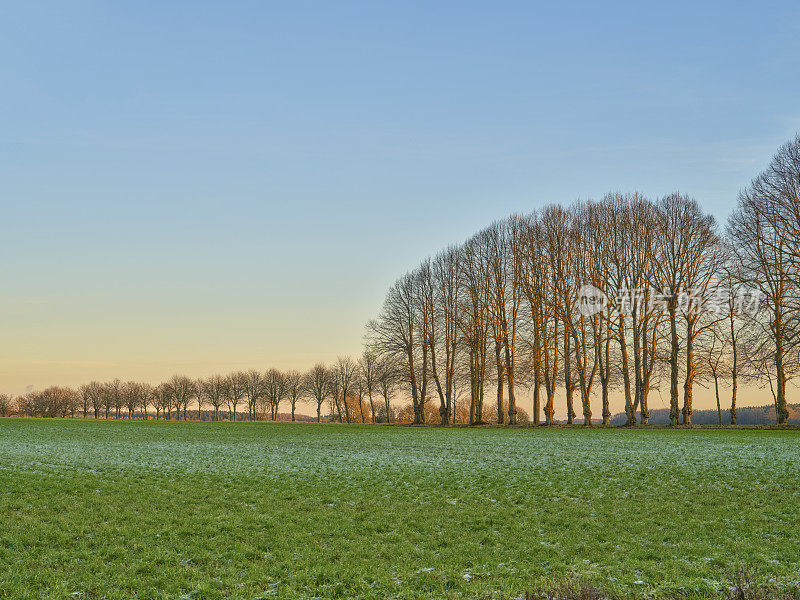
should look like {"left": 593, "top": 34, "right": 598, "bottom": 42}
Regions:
{"left": 1, "top": 419, "right": 799, "bottom": 599}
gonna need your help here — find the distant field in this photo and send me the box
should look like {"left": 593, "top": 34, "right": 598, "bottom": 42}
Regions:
{"left": 1, "top": 420, "right": 799, "bottom": 599}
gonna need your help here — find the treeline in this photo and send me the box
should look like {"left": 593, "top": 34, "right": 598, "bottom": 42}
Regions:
{"left": 366, "top": 134, "right": 800, "bottom": 427}
{"left": 3, "top": 135, "right": 800, "bottom": 428}
{"left": 0, "top": 362, "right": 399, "bottom": 423}
{"left": 0, "top": 362, "right": 529, "bottom": 425}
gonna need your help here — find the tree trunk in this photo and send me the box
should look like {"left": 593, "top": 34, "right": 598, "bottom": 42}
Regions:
{"left": 342, "top": 395, "right": 351, "bottom": 423}
{"left": 730, "top": 313, "right": 738, "bottom": 425}
{"left": 564, "top": 327, "right": 574, "bottom": 425}
{"left": 776, "top": 345, "right": 788, "bottom": 425}
{"left": 504, "top": 335, "right": 517, "bottom": 425}
{"left": 495, "top": 340, "right": 504, "bottom": 424}
{"left": 599, "top": 321, "right": 611, "bottom": 426}
{"left": 601, "top": 380, "right": 609, "bottom": 426}
{"left": 532, "top": 322, "right": 542, "bottom": 426}
{"left": 682, "top": 320, "right": 695, "bottom": 425}
{"left": 639, "top": 317, "right": 651, "bottom": 426}
{"left": 668, "top": 305, "right": 680, "bottom": 426}
{"left": 469, "top": 350, "right": 477, "bottom": 425}
{"left": 407, "top": 346, "right": 422, "bottom": 425}
{"left": 618, "top": 319, "right": 634, "bottom": 425}
{"left": 640, "top": 384, "right": 650, "bottom": 425}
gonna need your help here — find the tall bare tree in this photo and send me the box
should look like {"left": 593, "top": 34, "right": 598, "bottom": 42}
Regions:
{"left": 333, "top": 356, "right": 357, "bottom": 423}
{"left": 375, "top": 357, "right": 399, "bottom": 423}
{"left": 167, "top": 375, "right": 194, "bottom": 421}
{"left": 359, "top": 351, "right": 379, "bottom": 423}
{"left": 459, "top": 235, "right": 490, "bottom": 424}
{"left": 265, "top": 369, "right": 286, "bottom": 420}
{"left": 305, "top": 364, "right": 330, "bottom": 422}
{"left": 284, "top": 370, "right": 303, "bottom": 421}
{"left": 202, "top": 375, "right": 226, "bottom": 422}
{"left": 224, "top": 371, "right": 247, "bottom": 422}
{"left": 139, "top": 383, "right": 155, "bottom": 420}
{"left": 368, "top": 273, "right": 427, "bottom": 423}
{"left": 106, "top": 379, "right": 123, "bottom": 419}
{"left": 242, "top": 369, "right": 267, "bottom": 421}
{"left": 729, "top": 174, "right": 799, "bottom": 424}
{"left": 123, "top": 381, "right": 141, "bottom": 419}
{"left": 191, "top": 379, "right": 205, "bottom": 420}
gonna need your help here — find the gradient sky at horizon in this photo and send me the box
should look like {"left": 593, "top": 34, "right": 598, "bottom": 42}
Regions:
{"left": 2, "top": 2, "right": 800, "bottom": 413}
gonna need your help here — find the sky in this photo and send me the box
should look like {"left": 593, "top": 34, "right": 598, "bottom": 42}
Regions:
{"left": 2, "top": 1, "right": 800, "bottom": 412}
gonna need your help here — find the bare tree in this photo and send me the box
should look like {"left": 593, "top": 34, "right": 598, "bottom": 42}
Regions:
{"left": 202, "top": 376, "right": 226, "bottom": 422}
{"left": 265, "top": 369, "right": 286, "bottom": 420}
{"left": 682, "top": 227, "right": 723, "bottom": 424}
{"left": 242, "top": 369, "right": 267, "bottom": 421}
{"left": 139, "top": 383, "right": 154, "bottom": 420}
{"left": 166, "top": 375, "right": 193, "bottom": 421}
{"left": 565, "top": 202, "right": 601, "bottom": 426}
{"left": 459, "top": 235, "right": 490, "bottom": 424}
{"left": 698, "top": 326, "right": 728, "bottom": 424}
{"left": 542, "top": 205, "right": 576, "bottom": 423}
{"left": 79, "top": 384, "right": 92, "bottom": 418}
{"left": 416, "top": 249, "right": 460, "bottom": 426}
{"left": 284, "top": 370, "right": 303, "bottom": 421}
{"left": 105, "top": 379, "right": 123, "bottom": 419}
{"left": 367, "top": 272, "right": 427, "bottom": 424}
{"left": 523, "top": 211, "right": 560, "bottom": 426}
{"left": 190, "top": 379, "right": 205, "bottom": 420}
{"left": 375, "top": 357, "right": 399, "bottom": 423}
{"left": 432, "top": 246, "right": 461, "bottom": 425}
{"left": 333, "top": 356, "right": 357, "bottom": 423}
{"left": 83, "top": 381, "right": 104, "bottom": 419}
{"left": 360, "top": 351, "right": 379, "bottom": 423}
{"left": 305, "top": 364, "right": 330, "bottom": 422}
{"left": 123, "top": 381, "right": 141, "bottom": 419}
{"left": 327, "top": 369, "right": 342, "bottom": 422}
{"left": 224, "top": 372, "right": 247, "bottom": 422}
{"left": 756, "top": 135, "right": 800, "bottom": 273}
{"left": 729, "top": 177, "right": 799, "bottom": 424}
{"left": 722, "top": 264, "right": 749, "bottom": 424}
{"left": 159, "top": 382, "right": 173, "bottom": 419}
{"left": 353, "top": 373, "right": 367, "bottom": 423}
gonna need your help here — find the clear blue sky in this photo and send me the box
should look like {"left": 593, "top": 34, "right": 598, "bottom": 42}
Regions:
{"left": 2, "top": 1, "right": 799, "bottom": 393}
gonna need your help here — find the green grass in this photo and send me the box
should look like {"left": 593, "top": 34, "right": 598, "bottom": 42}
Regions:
{"left": 1, "top": 419, "right": 799, "bottom": 599}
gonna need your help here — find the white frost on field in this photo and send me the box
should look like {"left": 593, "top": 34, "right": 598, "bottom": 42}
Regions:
{"left": 1, "top": 422, "right": 799, "bottom": 591}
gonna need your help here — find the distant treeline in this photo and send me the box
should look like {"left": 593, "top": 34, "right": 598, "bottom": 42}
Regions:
{"left": 0, "top": 363, "right": 406, "bottom": 424}
{"left": 610, "top": 404, "right": 800, "bottom": 426}
{"left": 0, "top": 368, "right": 528, "bottom": 425}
